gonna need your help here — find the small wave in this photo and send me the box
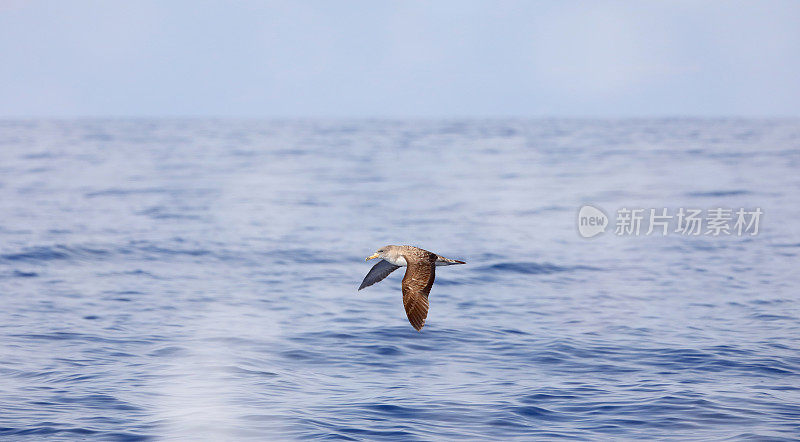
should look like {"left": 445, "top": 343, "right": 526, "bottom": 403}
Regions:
{"left": 148, "top": 346, "right": 190, "bottom": 357}
{"left": 54, "top": 393, "right": 143, "bottom": 411}
{"left": 84, "top": 188, "right": 169, "bottom": 198}
{"left": 226, "top": 366, "right": 278, "bottom": 377}
{"left": 686, "top": 190, "right": 751, "bottom": 197}
{"left": 280, "top": 349, "right": 327, "bottom": 362}
{"left": 1, "top": 246, "right": 70, "bottom": 262}
{"left": 0, "top": 245, "right": 109, "bottom": 263}
{"left": 749, "top": 313, "right": 796, "bottom": 321}
{"left": 477, "top": 262, "right": 601, "bottom": 275}
{"left": 520, "top": 392, "right": 580, "bottom": 403}
{"left": 771, "top": 242, "right": 800, "bottom": 248}
{"left": 363, "top": 403, "right": 422, "bottom": 416}
{"left": 135, "top": 244, "right": 211, "bottom": 257}
{"left": 361, "top": 344, "right": 403, "bottom": 356}
{"left": 9, "top": 332, "right": 151, "bottom": 346}
{"left": 509, "top": 405, "right": 567, "bottom": 421}
{"left": 137, "top": 206, "right": 203, "bottom": 220}
{"left": 0, "top": 427, "right": 100, "bottom": 438}
{"left": 21, "top": 151, "right": 59, "bottom": 160}
{"left": 335, "top": 427, "right": 417, "bottom": 438}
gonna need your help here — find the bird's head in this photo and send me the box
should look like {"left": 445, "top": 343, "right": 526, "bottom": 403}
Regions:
{"left": 366, "top": 245, "right": 395, "bottom": 261}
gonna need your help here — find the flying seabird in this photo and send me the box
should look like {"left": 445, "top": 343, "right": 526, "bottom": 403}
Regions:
{"left": 360, "top": 245, "right": 466, "bottom": 331}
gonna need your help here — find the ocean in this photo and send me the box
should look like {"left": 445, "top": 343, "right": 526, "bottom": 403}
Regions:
{"left": 0, "top": 119, "right": 798, "bottom": 440}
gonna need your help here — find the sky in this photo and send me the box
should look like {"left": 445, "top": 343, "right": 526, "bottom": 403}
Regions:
{"left": 0, "top": 0, "right": 799, "bottom": 118}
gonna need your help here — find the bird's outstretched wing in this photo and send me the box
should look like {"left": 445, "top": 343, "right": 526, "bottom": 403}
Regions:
{"left": 401, "top": 261, "right": 435, "bottom": 331}
{"left": 359, "top": 259, "right": 400, "bottom": 290}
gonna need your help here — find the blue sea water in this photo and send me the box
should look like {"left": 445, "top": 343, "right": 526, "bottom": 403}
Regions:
{"left": 0, "top": 119, "right": 799, "bottom": 440}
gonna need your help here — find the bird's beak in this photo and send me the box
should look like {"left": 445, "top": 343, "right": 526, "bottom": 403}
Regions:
{"left": 365, "top": 253, "right": 380, "bottom": 261}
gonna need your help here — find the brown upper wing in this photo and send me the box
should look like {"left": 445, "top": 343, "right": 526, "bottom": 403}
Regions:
{"left": 401, "top": 260, "right": 436, "bottom": 331}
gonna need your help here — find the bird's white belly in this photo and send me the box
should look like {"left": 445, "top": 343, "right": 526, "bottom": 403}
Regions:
{"left": 386, "top": 255, "right": 408, "bottom": 266}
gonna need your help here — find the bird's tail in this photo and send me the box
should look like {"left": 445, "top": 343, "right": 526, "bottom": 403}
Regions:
{"left": 435, "top": 256, "right": 466, "bottom": 266}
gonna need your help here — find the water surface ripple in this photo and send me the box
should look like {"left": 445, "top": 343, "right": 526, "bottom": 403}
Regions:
{"left": 0, "top": 119, "right": 799, "bottom": 440}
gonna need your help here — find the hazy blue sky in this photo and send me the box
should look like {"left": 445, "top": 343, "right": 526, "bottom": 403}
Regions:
{"left": 1, "top": 0, "right": 799, "bottom": 117}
